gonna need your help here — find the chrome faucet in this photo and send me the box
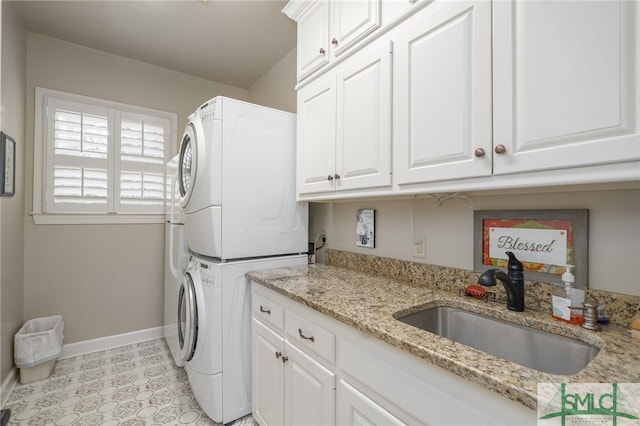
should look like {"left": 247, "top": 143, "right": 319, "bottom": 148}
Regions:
{"left": 478, "top": 251, "right": 525, "bottom": 312}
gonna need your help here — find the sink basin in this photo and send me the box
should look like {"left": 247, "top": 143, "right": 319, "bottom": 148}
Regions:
{"left": 396, "top": 306, "right": 599, "bottom": 375}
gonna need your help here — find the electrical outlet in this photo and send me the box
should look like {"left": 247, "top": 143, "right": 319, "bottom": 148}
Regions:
{"left": 413, "top": 234, "right": 426, "bottom": 258}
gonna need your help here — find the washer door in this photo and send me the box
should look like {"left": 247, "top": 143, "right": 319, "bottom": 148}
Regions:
{"left": 178, "top": 122, "right": 197, "bottom": 208}
{"left": 177, "top": 271, "right": 197, "bottom": 362}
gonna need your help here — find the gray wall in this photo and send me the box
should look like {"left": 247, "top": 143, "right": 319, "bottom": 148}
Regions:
{"left": 248, "top": 48, "right": 296, "bottom": 113}
{"left": 1, "top": 0, "right": 26, "bottom": 396}
{"left": 317, "top": 188, "right": 640, "bottom": 295}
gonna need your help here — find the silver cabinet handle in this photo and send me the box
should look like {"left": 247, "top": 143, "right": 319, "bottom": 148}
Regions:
{"left": 474, "top": 148, "right": 486, "bottom": 158}
{"left": 298, "top": 328, "right": 315, "bottom": 342}
{"left": 275, "top": 351, "right": 282, "bottom": 359}
{"left": 319, "top": 48, "right": 326, "bottom": 55}
{"left": 334, "top": 173, "right": 341, "bottom": 180}
{"left": 259, "top": 305, "right": 271, "bottom": 314}
{"left": 327, "top": 175, "right": 334, "bottom": 181}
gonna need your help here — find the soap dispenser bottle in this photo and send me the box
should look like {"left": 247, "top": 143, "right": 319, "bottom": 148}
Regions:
{"left": 552, "top": 265, "right": 584, "bottom": 324}
{"left": 552, "top": 265, "right": 573, "bottom": 322}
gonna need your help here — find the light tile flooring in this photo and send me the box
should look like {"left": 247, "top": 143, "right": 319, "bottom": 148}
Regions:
{"left": 5, "top": 338, "right": 256, "bottom": 425}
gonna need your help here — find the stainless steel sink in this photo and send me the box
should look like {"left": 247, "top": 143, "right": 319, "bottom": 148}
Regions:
{"left": 396, "top": 306, "right": 600, "bottom": 375}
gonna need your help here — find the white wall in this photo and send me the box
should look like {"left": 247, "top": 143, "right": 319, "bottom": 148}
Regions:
{"left": 0, "top": 0, "right": 26, "bottom": 390}
{"left": 317, "top": 187, "right": 640, "bottom": 296}
{"left": 23, "top": 32, "right": 248, "bottom": 344}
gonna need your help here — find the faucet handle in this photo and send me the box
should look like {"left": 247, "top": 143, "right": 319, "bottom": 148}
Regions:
{"left": 570, "top": 302, "right": 600, "bottom": 331}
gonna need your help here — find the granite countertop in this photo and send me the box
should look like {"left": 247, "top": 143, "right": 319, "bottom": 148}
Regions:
{"left": 246, "top": 264, "right": 640, "bottom": 410}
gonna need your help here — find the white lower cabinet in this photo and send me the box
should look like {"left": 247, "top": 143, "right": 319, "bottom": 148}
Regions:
{"left": 251, "top": 283, "right": 537, "bottom": 426}
{"left": 284, "top": 341, "right": 335, "bottom": 425}
{"left": 252, "top": 290, "right": 336, "bottom": 426}
{"left": 336, "top": 380, "right": 407, "bottom": 426}
{"left": 252, "top": 319, "right": 285, "bottom": 426}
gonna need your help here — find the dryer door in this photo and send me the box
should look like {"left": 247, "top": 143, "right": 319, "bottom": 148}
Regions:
{"left": 178, "top": 271, "right": 197, "bottom": 361}
{"left": 178, "top": 122, "right": 197, "bottom": 208}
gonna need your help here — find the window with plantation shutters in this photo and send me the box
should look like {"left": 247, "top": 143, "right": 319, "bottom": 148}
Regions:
{"left": 33, "top": 88, "right": 177, "bottom": 224}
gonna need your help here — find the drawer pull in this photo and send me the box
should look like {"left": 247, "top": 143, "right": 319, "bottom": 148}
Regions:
{"left": 275, "top": 351, "right": 282, "bottom": 359}
{"left": 282, "top": 356, "right": 289, "bottom": 363}
{"left": 298, "top": 328, "right": 315, "bottom": 342}
{"left": 260, "top": 305, "right": 271, "bottom": 314}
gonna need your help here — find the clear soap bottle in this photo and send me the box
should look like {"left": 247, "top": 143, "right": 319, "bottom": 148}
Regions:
{"left": 551, "top": 265, "right": 584, "bottom": 325}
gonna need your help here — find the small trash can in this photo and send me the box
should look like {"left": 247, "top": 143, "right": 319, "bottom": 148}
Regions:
{"left": 14, "top": 315, "right": 64, "bottom": 384}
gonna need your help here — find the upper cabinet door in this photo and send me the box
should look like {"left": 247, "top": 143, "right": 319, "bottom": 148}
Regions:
{"left": 335, "top": 39, "right": 392, "bottom": 191}
{"left": 493, "top": 0, "right": 640, "bottom": 175}
{"left": 297, "top": 75, "right": 337, "bottom": 195}
{"left": 393, "top": 1, "right": 493, "bottom": 185}
{"left": 297, "top": 0, "right": 330, "bottom": 80}
{"left": 330, "top": 0, "right": 381, "bottom": 58}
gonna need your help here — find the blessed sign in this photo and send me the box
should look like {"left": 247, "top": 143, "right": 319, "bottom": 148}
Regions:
{"left": 488, "top": 227, "right": 568, "bottom": 266}
{"left": 474, "top": 210, "right": 588, "bottom": 285}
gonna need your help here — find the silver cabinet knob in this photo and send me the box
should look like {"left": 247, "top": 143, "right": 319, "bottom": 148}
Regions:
{"left": 494, "top": 144, "right": 507, "bottom": 154}
{"left": 327, "top": 175, "right": 334, "bottom": 181}
{"left": 474, "top": 148, "right": 486, "bottom": 158}
{"left": 334, "top": 173, "right": 341, "bottom": 180}
{"left": 319, "top": 48, "right": 326, "bottom": 55}
{"left": 332, "top": 38, "right": 338, "bottom": 46}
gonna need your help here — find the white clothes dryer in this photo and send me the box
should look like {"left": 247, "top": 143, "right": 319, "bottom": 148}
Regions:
{"left": 178, "top": 97, "right": 308, "bottom": 260}
{"left": 178, "top": 253, "right": 307, "bottom": 424}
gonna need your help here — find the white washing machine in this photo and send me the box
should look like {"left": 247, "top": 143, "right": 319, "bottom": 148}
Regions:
{"left": 178, "top": 96, "right": 308, "bottom": 260}
{"left": 178, "top": 253, "right": 307, "bottom": 424}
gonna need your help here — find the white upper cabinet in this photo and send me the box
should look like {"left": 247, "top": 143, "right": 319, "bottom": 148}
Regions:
{"left": 286, "top": 0, "right": 639, "bottom": 199}
{"left": 285, "top": 0, "right": 381, "bottom": 81}
{"left": 295, "top": 0, "right": 330, "bottom": 80}
{"left": 330, "top": 0, "right": 381, "bottom": 57}
{"left": 297, "top": 39, "right": 392, "bottom": 195}
{"left": 492, "top": 0, "right": 639, "bottom": 175}
{"left": 393, "top": 1, "right": 492, "bottom": 185}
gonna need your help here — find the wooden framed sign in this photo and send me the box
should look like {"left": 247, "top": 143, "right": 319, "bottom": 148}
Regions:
{"left": 473, "top": 210, "right": 588, "bottom": 287}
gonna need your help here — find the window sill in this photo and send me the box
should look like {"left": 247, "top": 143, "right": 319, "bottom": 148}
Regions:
{"left": 31, "top": 213, "right": 165, "bottom": 225}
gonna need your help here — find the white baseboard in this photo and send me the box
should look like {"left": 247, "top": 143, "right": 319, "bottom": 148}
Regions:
{"left": 1, "top": 368, "right": 18, "bottom": 406}
{"left": 60, "top": 326, "right": 164, "bottom": 359}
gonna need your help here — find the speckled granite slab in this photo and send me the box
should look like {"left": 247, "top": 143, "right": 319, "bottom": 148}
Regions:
{"left": 246, "top": 262, "right": 640, "bottom": 411}
{"left": 327, "top": 249, "right": 640, "bottom": 328}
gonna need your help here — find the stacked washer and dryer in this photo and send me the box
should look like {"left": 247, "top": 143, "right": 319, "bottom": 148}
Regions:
{"left": 165, "top": 96, "right": 308, "bottom": 424}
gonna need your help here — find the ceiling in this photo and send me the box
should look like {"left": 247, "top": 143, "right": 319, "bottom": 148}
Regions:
{"left": 11, "top": 0, "right": 297, "bottom": 89}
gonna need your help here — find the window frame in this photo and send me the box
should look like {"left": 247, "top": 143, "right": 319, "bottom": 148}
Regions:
{"left": 32, "top": 87, "right": 178, "bottom": 225}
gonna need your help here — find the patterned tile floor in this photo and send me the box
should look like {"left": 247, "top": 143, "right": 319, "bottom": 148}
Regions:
{"left": 5, "top": 338, "right": 256, "bottom": 425}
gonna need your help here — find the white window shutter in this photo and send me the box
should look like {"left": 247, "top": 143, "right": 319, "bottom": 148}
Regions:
{"left": 35, "top": 88, "right": 175, "bottom": 220}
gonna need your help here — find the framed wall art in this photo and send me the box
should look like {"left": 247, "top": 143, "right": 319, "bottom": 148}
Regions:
{"left": 473, "top": 209, "right": 588, "bottom": 287}
{"left": 356, "top": 209, "right": 375, "bottom": 248}
{"left": 1, "top": 132, "right": 16, "bottom": 197}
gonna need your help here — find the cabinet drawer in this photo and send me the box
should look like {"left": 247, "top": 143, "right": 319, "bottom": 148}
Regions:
{"left": 252, "top": 290, "right": 284, "bottom": 331}
{"left": 285, "top": 310, "right": 336, "bottom": 364}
